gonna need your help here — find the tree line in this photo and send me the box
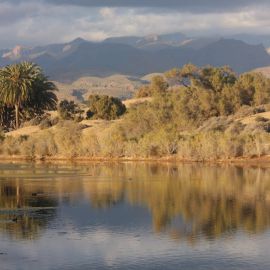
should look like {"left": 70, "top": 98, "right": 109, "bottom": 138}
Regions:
{"left": 1, "top": 62, "right": 270, "bottom": 160}
{"left": 0, "top": 62, "right": 126, "bottom": 130}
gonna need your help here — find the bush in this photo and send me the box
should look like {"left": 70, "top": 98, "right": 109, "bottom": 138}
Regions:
{"left": 234, "top": 105, "right": 266, "bottom": 119}
{"left": 53, "top": 121, "right": 84, "bottom": 157}
{"left": 58, "top": 100, "right": 83, "bottom": 120}
{"left": 136, "top": 76, "right": 168, "bottom": 98}
{"left": 86, "top": 95, "right": 126, "bottom": 120}
{"left": 136, "top": 85, "right": 152, "bottom": 98}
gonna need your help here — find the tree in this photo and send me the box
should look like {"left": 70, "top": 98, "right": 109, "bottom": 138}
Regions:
{"left": 26, "top": 72, "right": 58, "bottom": 115}
{"left": 136, "top": 76, "right": 168, "bottom": 98}
{"left": 150, "top": 76, "right": 169, "bottom": 95}
{"left": 87, "top": 95, "right": 126, "bottom": 120}
{"left": 235, "top": 72, "right": 270, "bottom": 107}
{"left": 0, "top": 103, "right": 14, "bottom": 130}
{"left": 165, "top": 64, "right": 199, "bottom": 87}
{"left": 0, "top": 62, "right": 57, "bottom": 129}
{"left": 58, "top": 100, "right": 83, "bottom": 120}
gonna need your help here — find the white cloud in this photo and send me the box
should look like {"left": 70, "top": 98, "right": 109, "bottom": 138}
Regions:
{"left": 99, "top": 7, "right": 116, "bottom": 19}
{"left": 1, "top": 2, "right": 270, "bottom": 48}
{"left": 1, "top": 228, "right": 269, "bottom": 270}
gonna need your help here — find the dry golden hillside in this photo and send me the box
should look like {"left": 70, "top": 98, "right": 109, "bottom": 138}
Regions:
{"left": 54, "top": 74, "right": 146, "bottom": 102}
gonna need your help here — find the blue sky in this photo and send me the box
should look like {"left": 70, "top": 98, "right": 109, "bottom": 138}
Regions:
{"left": 0, "top": 0, "right": 270, "bottom": 48}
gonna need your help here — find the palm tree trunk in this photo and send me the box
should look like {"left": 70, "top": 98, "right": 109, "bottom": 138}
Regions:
{"left": 15, "top": 104, "right": 19, "bottom": 129}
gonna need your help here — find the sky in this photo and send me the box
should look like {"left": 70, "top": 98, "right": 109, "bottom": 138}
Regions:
{"left": 1, "top": 0, "right": 270, "bottom": 48}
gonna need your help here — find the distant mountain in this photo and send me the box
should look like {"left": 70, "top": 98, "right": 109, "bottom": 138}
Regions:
{"left": 104, "top": 32, "right": 270, "bottom": 51}
{"left": 229, "top": 34, "right": 270, "bottom": 48}
{"left": 104, "top": 32, "right": 187, "bottom": 50}
{"left": 1, "top": 34, "right": 270, "bottom": 81}
{"left": 192, "top": 39, "right": 270, "bottom": 73}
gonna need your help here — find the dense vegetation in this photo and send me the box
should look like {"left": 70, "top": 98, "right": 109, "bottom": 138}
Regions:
{"left": 58, "top": 100, "right": 83, "bottom": 121}
{"left": 0, "top": 62, "right": 58, "bottom": 130}
{"left": 86, "top": 95, "right": 126, "bottom": 120}
{"left": 1, "top": 63, "right": 270, "bottom": 160}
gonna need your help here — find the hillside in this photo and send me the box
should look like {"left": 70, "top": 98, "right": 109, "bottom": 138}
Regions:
{"left": 54, "top": 74, "right": 145, "bottom": 101}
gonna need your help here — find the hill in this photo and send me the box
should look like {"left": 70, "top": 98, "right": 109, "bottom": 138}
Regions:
{"left": 54, "top": 74, "right": 146, "bottom": 101}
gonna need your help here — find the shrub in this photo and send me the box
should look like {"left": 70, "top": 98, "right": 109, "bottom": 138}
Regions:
{"left": 53, "top": 121, "right": 83, "bottom": 157}
{"left": 136, "top": 85, "right": 152, "bottom": 98}
{"left": 58, "top": 100, "right": 83, "bottom": 120}
{"left": 86, "top": 95, "right": 126, "bottom": 120}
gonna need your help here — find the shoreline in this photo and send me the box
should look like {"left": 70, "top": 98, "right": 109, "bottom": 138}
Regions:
{"left": 0, "top": 154, "right": 270, "bottom": 165}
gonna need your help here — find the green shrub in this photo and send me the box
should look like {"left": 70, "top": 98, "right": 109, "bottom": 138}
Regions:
{"left": 87, "top": 95, "right": 126, "bottom": 120}
{"left": 58, "top": 100, "right": 83, "bottom": 120}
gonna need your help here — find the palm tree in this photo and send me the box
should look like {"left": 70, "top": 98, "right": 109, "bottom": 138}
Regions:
{"left": 0, "top": 103, "right": 14, "bottom": 130}
{"left": 0, "top": 62, "right": 57, "bottom": 129}
{"left": 0, "top": 62, "right": 40, "bottom": 129}
{"left": 25, "top": 72, "right": 58, "bottom": 116}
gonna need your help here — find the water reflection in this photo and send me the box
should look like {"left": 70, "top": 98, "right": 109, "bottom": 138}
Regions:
{"left": 0, "top": 181, "right": 57, "bottom": 240}
{"left": 0, "top": 162, "right": 270, "bottom": 244}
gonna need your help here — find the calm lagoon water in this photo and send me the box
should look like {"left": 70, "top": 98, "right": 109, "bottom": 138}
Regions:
{"left": 0, "top": 162, "right": 270, "bottom": 270}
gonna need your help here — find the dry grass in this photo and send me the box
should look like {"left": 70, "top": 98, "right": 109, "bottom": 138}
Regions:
{"left": 123, "top": 97, "right": 152, "bottom": 108}
{"left": 6, "top": 126, "right": 41, "bottom": 137}
{"left": 240, "top": 111, "right": 270, "bottom": 125}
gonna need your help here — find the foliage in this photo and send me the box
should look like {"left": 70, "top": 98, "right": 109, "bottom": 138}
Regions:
{"left": 58, "top": 100, "right": 83, "bottom": 121}
{"left": 136, "top": 75, "right": 169, "bottom": 97}
{"left": 1, "top": 64, "right": 270, "bottom": 161}
{"left": 0, "top": 62, "right": 58, "bottom": 129}
{"left": 0, "top": 103, "right": 14, "bottom": 130}
{"left": 87, "top": 95, "right": 126, "bottom": 120}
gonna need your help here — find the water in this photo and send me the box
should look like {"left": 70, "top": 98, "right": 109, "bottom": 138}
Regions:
{"left": 0, "top": 162, "right": 270, "bottom": 270}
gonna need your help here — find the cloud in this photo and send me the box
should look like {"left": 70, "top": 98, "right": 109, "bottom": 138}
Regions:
{"left": 0, "top": 0, "right": 270, "bottom": 49}
{"left": 43, "top": 0, "right": 270, "bottom": 13}
{"left": 3, "top": 0, "right": 270, "bottom": 12}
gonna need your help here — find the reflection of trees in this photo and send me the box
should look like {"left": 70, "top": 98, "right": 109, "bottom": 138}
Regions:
{"left": 1, "top": 162, "right": 270, "bottom": 243}
{"left": 81, "top": 164, "right": 270, "bottom": 242}
{"left": 85, "top": 181, "right": 125, "bottom": 209}
{"left": 0, "top": 181, "right": 57, "bottom": 240}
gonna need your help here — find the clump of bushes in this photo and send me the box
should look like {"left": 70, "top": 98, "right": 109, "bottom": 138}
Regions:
{"left": 58, "top": 100, "right": 84, "bottom": 121}
{"left": 86, "top": 95, "right": 126, "bottom": 120}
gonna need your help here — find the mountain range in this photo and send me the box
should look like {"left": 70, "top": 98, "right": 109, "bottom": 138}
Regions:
{"left": 1, "top": 33, "right": 270, "bottom": 82}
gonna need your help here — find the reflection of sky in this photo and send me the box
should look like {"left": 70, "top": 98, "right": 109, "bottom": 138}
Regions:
{"left": 1, "top": 163, "right": 270, "bottom": 269}
{"left": 1, "top": 200, "right": 270, "bottom": 270}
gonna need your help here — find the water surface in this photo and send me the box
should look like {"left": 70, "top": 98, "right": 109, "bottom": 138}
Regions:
{"left": 0, "top": 162, "right": 270, "bottom": 270}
